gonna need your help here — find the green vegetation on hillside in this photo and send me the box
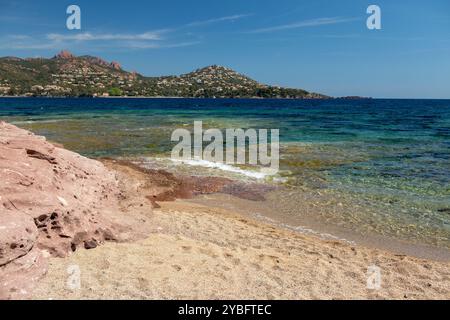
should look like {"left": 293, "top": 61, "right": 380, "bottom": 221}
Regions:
{"left": 0, "top": 52, "right": 328, "bottom": 99}
{"left": 108, "top": 87, "right": 123, "bottom": 96}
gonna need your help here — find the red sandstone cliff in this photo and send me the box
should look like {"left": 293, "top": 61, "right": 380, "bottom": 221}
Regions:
{"left": 0, "top": 121, "right": 152, "bottom": 299}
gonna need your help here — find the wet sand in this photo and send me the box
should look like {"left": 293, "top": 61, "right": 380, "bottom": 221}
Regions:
{"left": 31, "top": 160, "right": 450, "bottom": 299}
{"left": 188, "top": 193, "right": 450, "bottom": 262}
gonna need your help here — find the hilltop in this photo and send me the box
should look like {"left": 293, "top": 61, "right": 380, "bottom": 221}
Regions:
{"left": 0, "top": 50, "right": 328, "bottom": 99}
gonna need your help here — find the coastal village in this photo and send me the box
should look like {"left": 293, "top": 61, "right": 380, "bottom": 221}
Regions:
{"left": 0, "top": 50, "right": 326, "bottom": 99}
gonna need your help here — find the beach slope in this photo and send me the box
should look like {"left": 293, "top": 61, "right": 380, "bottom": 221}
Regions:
{"left": 35, "top": 161, "right": 450, "bottom": 300}
{"left": 0, "top": 121, "right": 448, "bottom": 299}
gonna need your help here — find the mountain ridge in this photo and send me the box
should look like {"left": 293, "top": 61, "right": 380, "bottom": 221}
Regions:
{"left": 0, "top": 50, "right": 329, "bottom": 99}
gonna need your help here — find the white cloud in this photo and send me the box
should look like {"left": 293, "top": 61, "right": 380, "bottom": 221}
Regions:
{"left": 126, "top": 41, "right": 201, "bottom": 49}
{"left": 46, "top": 31, "right": 163, "bottom": 42}
{"left": 247, "top": 17, "right": 358, "bottom": 34}
{"left": 185, "top": 14, "right": 252, "bottom": 27}
{"left": 0, "top": 42, "right": 59, "bottom": 50}
{"left": 0, "top": 13, "right": 249, "bottom": 52}
{"left": 1, "top": 37, "right": 199, "bottom": 51}
{"left": 8, "top": 34, "right": 31, "bottom": 40}
{"left": 43, "top": 14, "right": 250, "bottom": 43}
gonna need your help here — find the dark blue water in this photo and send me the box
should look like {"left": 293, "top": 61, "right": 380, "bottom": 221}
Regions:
{"left": 1, "top": 97, "right": 449, "bottom": 248}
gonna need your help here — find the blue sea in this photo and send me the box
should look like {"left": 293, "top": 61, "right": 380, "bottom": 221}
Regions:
{"left": 1, "top": 98, "right": 449, "bottom": 251}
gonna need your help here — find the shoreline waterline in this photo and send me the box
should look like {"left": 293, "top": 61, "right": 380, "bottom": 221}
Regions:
{"left": 187, "top": 193, "right": 450, "bottom": 262}
{"left": 1, "top": 97, "right": 449, "bottom": 256}
{"left": 128, "top": 154, "right": 450, "bottom": 254}
{"left": 1, "top": 121, "right": 449, "bottom": 299}
{"left": 103, "top": 155, "right": 450, "bottom": 262}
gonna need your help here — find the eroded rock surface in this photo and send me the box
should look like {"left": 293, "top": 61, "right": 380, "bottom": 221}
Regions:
{"left": 0, "top": 121, "right": 152, "bottom": 299}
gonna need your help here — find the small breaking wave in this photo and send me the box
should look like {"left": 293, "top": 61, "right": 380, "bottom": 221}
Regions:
{"left": 169, "top": 158, "right": 274, "bottom": 180}
{"left": 11, "top": 119, "right": 69, "bottom": 125}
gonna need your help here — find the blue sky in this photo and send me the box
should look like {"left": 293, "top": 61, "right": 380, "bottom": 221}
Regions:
{"left": 0, "top": 0, "right": 449, "bottom": 98}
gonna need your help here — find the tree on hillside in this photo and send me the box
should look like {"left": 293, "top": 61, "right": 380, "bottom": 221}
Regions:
{"left": 108, "top": 87, "right": 123, "bottom": 96}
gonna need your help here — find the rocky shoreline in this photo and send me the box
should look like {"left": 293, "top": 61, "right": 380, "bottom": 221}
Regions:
{"left": 0, "top": 121, "right": 157, "bottom": 298}
{"left": 1, "top": 121, "right": 449, "bottom": 300}
{"left": 0, "top": 121, "right": 275, "bottom": 298}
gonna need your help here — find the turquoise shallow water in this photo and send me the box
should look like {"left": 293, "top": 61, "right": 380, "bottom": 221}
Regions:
{"left": 1, "top": 98, "right": 449, "bottom": 249}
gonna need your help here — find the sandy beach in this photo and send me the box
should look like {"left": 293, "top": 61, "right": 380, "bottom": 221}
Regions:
{"left": 0, "top": 121, "right": 449, "bottom": 300}
{"left": 32, "top": 161, "right": 450, "bottom": 300}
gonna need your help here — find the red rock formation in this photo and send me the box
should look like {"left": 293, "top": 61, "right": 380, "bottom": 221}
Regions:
{"left": 84, "top": 56, "right": 109, "bottom": 67}
{"left": 0, "top": 121, "right": 151, "bottom": 299}
{"left": 54, "top": 50, "right": 75, "bottom": 59}
{"left": 110, "top": 61, "right": 121, "bottom": 70}
{"left": 0, "top": 121, "right": 269, "bottom": 299}
{"left": 0, "top": 210, "right": 38, "bottom": 266}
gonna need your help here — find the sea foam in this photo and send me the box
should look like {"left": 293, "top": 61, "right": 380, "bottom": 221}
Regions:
{"left": 169, "top": 158, "right": 272, "bottom": 179}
